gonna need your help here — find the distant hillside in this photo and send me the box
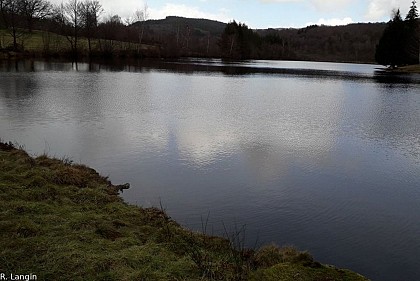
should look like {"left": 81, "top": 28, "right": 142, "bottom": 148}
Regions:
{"left": 262, "top": 23, "right": 386, "bottom": 62}
{"left": 136, "top": 16, "right": 226, "bottom": 36}
{"left": 132, "top": 16, "right": 226, "bottom": 57}
{"left": 1, "top": 13, "right": 384, "bottom": 62}
{"left": 135, "top": 16, "right": 385, "bottom": 62}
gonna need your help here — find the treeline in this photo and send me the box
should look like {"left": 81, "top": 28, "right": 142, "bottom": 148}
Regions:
{"left": 273, "top": 24, "right": 386, "bottom": 62}
{"left": 0, "top": 0, "right": 158, "bottom": 58}
{"left": 135, "top": 16, "right": 226, "bottom": 58}
{"left": 1, "top": 0, "right": 417, "bottom": 64}
{"left": 155, "top": 18, "right": 386, "bottom": 62}
{"left": 218, "top": 21, "right": 385, "bottom": 62}
{"left": 375, "top": 1, "right": 419, "bottom": 67}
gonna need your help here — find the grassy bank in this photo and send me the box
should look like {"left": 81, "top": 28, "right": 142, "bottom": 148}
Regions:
{"left": 396, "top": 64, "right": 420, "bottom": 73}
{"left": 381, "top": 64, "right": 420, "bottom": 73}
{"left": 0, "top": 29, "right": 160, "bottom": 59}
{"left": 0, "top": 141, "right": 369, "bottom": 280}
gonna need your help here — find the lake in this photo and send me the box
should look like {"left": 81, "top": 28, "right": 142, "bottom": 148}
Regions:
{"left": 0, "top": 59, "right": 419, "bottom": 281}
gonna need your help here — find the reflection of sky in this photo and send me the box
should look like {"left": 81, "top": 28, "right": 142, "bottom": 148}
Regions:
{"left": 339, "top": 79, "right": 420, "bottom": 160}
{"left": 0, "top": 62, "right": 418, "bottom": 177}
{"left": 151, "top": 75, "right": 346, "bottom": 173}
{"left": 182, "top": 58, "right": 380, "bottom": 75}
{"left": 1, "top": 61, "right": 420, "bottom": 281}
{"left": 0, "top": 61, "right": 418, "bottom": 178}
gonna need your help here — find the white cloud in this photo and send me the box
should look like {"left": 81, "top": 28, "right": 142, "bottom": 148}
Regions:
{"left": 105, "top": 0, "right": 146, "bottom": 18}
{"left": 43, "top": 0, "right": 418, "bottom": 27}
{"left": 260, "top": 0, "right": 416, "bottom": 23}
{"left": 259, "top": 0, "right": 300, "bottom": 2}
{"left": 310, "top": 0, "right": 352, "bottom": 11}
{"left": 259, "top": 0, "right": 352, "bottom": 11}
{"left": 47, "top": 0, "right": 147, "bottom": 19}
{"left": 47, "top": 0, "right": 231, "bottom": 23}
{"left": 306, "top": 17, "right": 353, "bottom": 26}
{"left": 365, "top": 0, "right": 413, "bottom": 21}
{"left": 149, "top": 4, "right": 231, "bottom": 23}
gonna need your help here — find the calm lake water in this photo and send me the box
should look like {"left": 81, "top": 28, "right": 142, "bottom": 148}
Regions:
{"left": 1, "top": 59, "right": 419, "bottom": 281}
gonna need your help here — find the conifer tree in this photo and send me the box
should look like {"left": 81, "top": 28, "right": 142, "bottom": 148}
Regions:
{"left": 405, "top": 0, "right": 419, "bottom": 22}
{"left": 405, "top": 0, "right": 419, "bottom": 64}
{"left": 375, "top": 10, "right": 408, "bottom": 67}
{"left": 220, "top": 21, "right": 260, "bottom": 59}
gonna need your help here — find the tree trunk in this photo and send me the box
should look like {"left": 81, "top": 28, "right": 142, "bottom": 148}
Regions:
{"left": 12, "top": 28, "right": 17, "bottom": 51}
{"left": 229, "top": 37, "right": 235, "bottom": 57}
{"left": 88, "top": 37, "right": 92, "bottom": 56}
{"left": 139, "top": 25, "right": 144, "bottom": 45}
{"left": 74, "top": 26, "right": 78, "bottom": 60}
{"left": 206, "top": 34, "right": 210, "bottom": 56}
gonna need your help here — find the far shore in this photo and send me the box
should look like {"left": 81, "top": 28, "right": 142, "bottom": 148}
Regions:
{"left": 396, "top": 64, "right": 420, "bottom": 73}
{"left": 382, "top": 64, "right": 420, "bottom": 74}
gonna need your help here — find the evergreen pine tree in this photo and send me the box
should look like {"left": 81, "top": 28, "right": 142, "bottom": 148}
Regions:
{"left": 375, "top": 10, "right": 408, "bottom": 67}
{"left": 405, "top": 0, "right": 419, "bottom": 64}
{"left": 405, "top": 0, "right": 419, "bottom": 21}
{"left": 220, "top": 21, "right": 260, "bottom": 59}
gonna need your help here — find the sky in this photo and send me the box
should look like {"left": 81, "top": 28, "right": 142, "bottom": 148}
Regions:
{"left": 53, "top": 0, "right": 416, "bottom": 28}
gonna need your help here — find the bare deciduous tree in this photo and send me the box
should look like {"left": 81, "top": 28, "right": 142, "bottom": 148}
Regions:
{"left": 134, "top": 2, "right": 148, "bottom": 46}
{"left": 21, "top": 0, "right": 51, "bottom": 31}
{"left": 1, "top": 0, "right": 25, "bottom": 50}
{"left": 97, "top": 14, "right": 124, "bottom": 55}
{"left": 56, "top": 0, "right": 83, "bottom": 58}
{"left": 80, "top": 0, "right": 102, "bottom": 56}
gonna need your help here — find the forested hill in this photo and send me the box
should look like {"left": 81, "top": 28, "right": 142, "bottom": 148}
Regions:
{"left": 132, "top": 16, "right": 227, "bottom": 57}
{"left": 260, "top": 23, "right": 386, "bottom": 62}
{"left": 138, "top": 16, "right": 385, "bottom": 62}
{"left": 136, "top": 16, "right": 226, "bottom": 36}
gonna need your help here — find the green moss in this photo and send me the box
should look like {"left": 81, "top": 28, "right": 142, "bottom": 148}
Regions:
{"left": 398, "top": 64, "right": 420, "bottom": 73}
{"left": 0, "top": 142, "right": 369, "bottom": 280}
{"left": 0, "top": 29, "right": 159, "bottom": 58}
{"left": 249, "top": 263, "right": 368, "bottom": 281}
{"left": 384, "top": 64, "right": 420, "bottom": 73}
